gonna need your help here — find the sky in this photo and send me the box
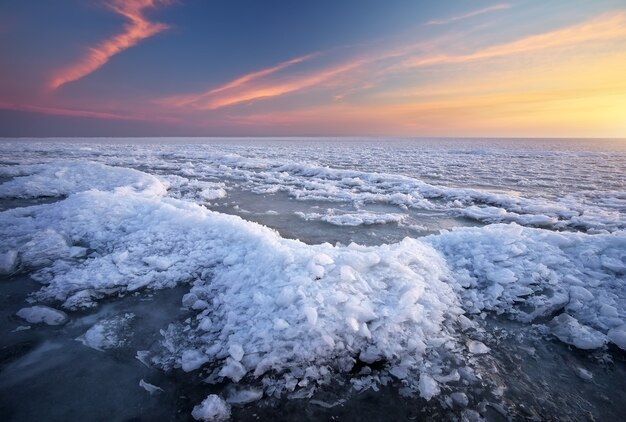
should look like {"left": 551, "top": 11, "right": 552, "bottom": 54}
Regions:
{"left": 1, "top": 0, "right": 625, "bottom": 138}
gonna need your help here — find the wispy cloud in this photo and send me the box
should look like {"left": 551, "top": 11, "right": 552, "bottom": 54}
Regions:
{"left": 405, "top": 12, "right": 626, "bottom": 68}
{"left": 0, "top": 101, "right": 175, "bottom": 122}
{"left": 49, "top": 0, "right": 171, "bottom": 90}
{"left": 162, "top": 53, "right": 319, "bottom": 109}
{"left": 425, "top": 3, "right": 511, "bottom": 26}
{"left": 158, "top": 39, "right": 446, "bottom": 110}
{"left": 162, "top": 12, "right": 626, "bottom": 112}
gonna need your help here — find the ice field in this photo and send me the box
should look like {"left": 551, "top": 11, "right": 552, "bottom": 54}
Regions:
{"left": 0, "top": 138, "right": 624, "bottom": 421}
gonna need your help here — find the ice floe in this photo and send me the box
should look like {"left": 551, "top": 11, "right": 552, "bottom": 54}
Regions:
{"left": 16, "top": 305, "right": 68, "bottom": 325}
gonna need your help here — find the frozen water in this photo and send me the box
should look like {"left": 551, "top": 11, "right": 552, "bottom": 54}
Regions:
{"left": 16, "top": 305, "right": 68, "bottom": 325}
{"left": 139, "top": 379, "right": 164, "bottom": 395}
{"left": 191, "top": 395, "right": 231, "bottom": 421}
{"left": 76, "top": 313, "right": 135, "bottom": 351}
{"left": 0, "top": 137, "right": 624, "bottom": 421}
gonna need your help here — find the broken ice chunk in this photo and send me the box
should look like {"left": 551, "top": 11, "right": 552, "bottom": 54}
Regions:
{"left": 0, "top": 250, "right": 17, "bottom": 274}
{"left": 225, "top": 387, "right": 263, "bottom": 405}
{"left": 466, "top": 340, "right": 490, "bottom": 355}
{"left": 139, "top": 379, "right": 164, "bottom": 394}
{"left": 219, "top": 357, "right": 247, "bottom": 382}
{"left": 16, "top": 305, "right": 68, "bottom": 325}
{"left": 607, "top": 324, "right": 626, "bottom": 350}
{"left": 228, "top": 343, "right": 244, "bottom": 361}
{"left": 549, "top": 313, "right": 607, "bottom": 350}
{"left": 574, "top": 367, "right": 593, "bottom": 381}
{"left": 76, "top": 313, "right": 134, "bottom": 351}
{"left": 418, "top": 374, "right": 440, "bottom": 401}
{"left": 450, "top": 391, "right": 469, "bottom": 407}
{"left": 181, "top": 349, "right": 210, "bottom": 372}
{"left": 192, "top": 395, "right": 231, "bottom": 421}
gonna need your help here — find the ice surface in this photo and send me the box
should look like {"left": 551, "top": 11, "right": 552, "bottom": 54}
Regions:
{"left": 418, "top": 374, "right": 440, "bottom": 401}
{"left": 607, "top": 324, "right": 626, "bottom": 350}
{"left": 426, "top": 224, "right": 625, "bottom": 337}
{"left": 295, "top": 209, "right": 407, "bottom": 226}
{"left": 466, "top": 340, "right": 490, "bottom": 355}
{"left": 0, "top": 250, "right": 17, "bottom": 274}
{"left": 225, "top": 387, "right": 263, "bottom": 405}
{"left": 549, "top": 314, "right": 607, "bottom": 350}
{"left": 139, "top": 379, "right": 164, "bottom": 394}
{"left": 76, "top": 313, "right": 135, "bottom": 351}
{"left": 16, "top": 306, "right": 68, "bottom": 325}
{"left": 0, "top": 161, "right": 166, "bottom": 198}
{"left": 1, "top": 142, "right": 624, "bottom": 415}
{"left": 0, "top": 170, "right": 468, "bottom": 397}
{"left": 191, "top": 395, "right": 231, "bottom": 422}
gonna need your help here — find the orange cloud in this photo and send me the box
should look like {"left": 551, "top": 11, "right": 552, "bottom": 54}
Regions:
{"left": 223, "top": 43, "right": 626, "bottom": 138}
{"left": 196, "top": 61, "right": 363, "bottom": 110}
{"left": 49, "top": 0, "right": 170, "bottom": 89}
{"left": 405, "top": 12, "right": 626, "bottom": 68}
{"left": 426, "top": 3, "right": 511, "bottom": 25}
{"left": 162, "top": 54, "right": 319, "bottom": 108}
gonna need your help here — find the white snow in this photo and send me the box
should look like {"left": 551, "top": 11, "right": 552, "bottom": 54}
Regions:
{"left": 16, "top": 306, "right": 68, "bottom": 325}
{"left": 191, "top": 395, "right": 231, "bottom": 422}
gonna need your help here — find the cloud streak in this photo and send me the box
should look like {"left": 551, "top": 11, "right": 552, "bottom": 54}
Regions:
{"left": 425, "top": 3, "right": 511, "bottom": 25}
{"left": 404, "top": 12, "right": 626, "bottom": 68}
{"left": 49, "top": 0, "right": 170, "bottom": 90}
{"left": 0, "top": 101, "right": 171, "bottom": 121}
{"left": 162, "top": 54, "right": 319, "bottom": 109}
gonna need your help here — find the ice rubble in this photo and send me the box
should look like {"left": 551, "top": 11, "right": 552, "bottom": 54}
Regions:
{"left": 425, "top": 224, "right": 626, "bottom": 340}
{"left": 186, "top": 158, "right": 624, "bottom": 233}
{"left": 0, "top": 161, "right": 166, "bottom": 198}
{"left": 0, "top": 160, "right": 625, "bottom": 407}
{"left": 295, "top": 209, "right": 407, "bottom": 226}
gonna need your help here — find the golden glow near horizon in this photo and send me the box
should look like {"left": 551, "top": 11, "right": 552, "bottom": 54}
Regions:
{"left": 158, "top": 11, "right": 626, "bottom": 137}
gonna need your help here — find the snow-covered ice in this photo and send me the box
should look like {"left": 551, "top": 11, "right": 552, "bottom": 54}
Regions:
{"left": 0, "top": 138, "right": 624, "bottom": 420}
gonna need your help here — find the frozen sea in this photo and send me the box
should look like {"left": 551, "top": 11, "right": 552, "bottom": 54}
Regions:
{"left": 0, "top": 137, "right": 624, "bottom": 421}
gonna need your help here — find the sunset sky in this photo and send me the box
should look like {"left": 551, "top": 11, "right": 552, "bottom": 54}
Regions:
{"left": 1, "top": 0, "right": 625, "bottom": 137}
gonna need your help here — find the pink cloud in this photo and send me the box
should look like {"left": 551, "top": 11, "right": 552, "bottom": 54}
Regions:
{"left": 0, "top": 100, "right": 175, "bottom": 122}
{"left": 49, "top": 0, "right": 171, "bottom": 90}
